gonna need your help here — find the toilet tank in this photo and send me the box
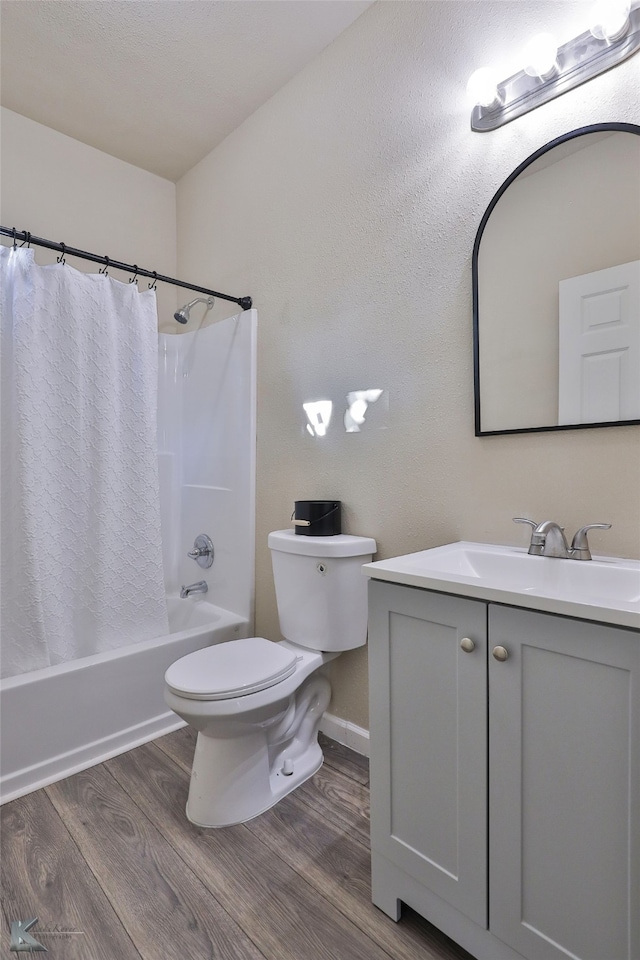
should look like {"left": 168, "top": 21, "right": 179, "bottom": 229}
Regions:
{"left": 268, "top": 529, "right": 376, "bottom": 652}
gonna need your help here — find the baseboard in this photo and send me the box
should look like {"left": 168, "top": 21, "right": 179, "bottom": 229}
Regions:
{"left": 319, "top": 712, "right": 370, "bottom": 757}
{"left": 2, "top": 708, "right": 368, "bottom": 803}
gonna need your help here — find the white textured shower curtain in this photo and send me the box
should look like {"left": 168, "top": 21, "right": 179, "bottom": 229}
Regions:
{"left": 1, "top": 246, "right": 169, "bottom": 678}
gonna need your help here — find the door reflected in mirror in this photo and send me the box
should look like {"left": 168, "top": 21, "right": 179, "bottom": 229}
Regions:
{"left": 473, "top": 124, "right": 640, "bottom": 436}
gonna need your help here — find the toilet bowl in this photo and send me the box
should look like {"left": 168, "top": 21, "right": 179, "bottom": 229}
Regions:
{"left": 164, "top": 529, "right": 376, "bottom": 827}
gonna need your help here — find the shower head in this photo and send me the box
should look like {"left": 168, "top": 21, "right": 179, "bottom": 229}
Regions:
{"left": 174, "top": 296, "right": 215, "bottom": 325}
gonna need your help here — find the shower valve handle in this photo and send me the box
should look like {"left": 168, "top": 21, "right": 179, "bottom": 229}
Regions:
{"left": 188, "top": 534, "right": 214, "bottom": 569}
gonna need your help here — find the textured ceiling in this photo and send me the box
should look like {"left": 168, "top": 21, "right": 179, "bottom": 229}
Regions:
{"left": 0, "top": 0, "right": 374, "bottom": 181}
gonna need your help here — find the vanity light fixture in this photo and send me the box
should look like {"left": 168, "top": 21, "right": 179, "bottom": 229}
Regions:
{"left": 469, "top": 2, "right": 640, "bottom": 131}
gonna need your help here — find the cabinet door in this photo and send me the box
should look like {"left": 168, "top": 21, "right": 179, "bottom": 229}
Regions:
{"left": 489, "top": 605, "right": 640, "bottom": 960}
{"left": 368, "top": 581, "right": 488, "bottom": 925}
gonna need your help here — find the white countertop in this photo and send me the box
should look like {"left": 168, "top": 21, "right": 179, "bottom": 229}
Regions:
{"left": 363, "top": 541, "right": 640, "bottom": 630}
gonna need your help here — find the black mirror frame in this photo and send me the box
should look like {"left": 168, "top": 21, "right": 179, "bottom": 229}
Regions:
{"left": 472, "top": 122, "right": 640, "bottom": 437}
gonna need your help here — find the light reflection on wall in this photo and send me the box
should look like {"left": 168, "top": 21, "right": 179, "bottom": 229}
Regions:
{"left": 344, "top": 389, "right": 383, "bottom": 432}
{"left": 303, "top": 400, "right": 333, "bottom": 437}
{"left": 303, "top": 390, "right": 386, "bottom": 437}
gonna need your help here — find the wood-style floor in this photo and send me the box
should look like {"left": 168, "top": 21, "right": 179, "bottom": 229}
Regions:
{"left": 1, "top": 729, "right": 474, "bottom": 960}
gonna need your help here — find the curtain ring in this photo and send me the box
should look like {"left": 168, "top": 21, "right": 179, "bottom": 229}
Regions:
{"left": 20, "top": 231, "right": 31, "bottom": 248}
{"left": 12, "top": 227, "right": 17, "bottom": 248}
{"left": 129, "top": 265, "right": 139, "bottom": 284}
{"left": 57, "top": 242, "right": 66, "bottom": 265}
{"left": 99, "top": 256, "right": 110, "bottom": 276}
{"left": 148, "top": 271, "right": 158, "bottom": 291}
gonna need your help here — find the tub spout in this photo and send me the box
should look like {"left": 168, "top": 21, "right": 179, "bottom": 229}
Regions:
{"left": 180, "top": 580, "right": 208, "bottom": 599}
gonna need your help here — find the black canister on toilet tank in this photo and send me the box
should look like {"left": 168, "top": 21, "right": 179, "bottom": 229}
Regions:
{"left": 293, "top": 500, "right": 342, "bottom": 536}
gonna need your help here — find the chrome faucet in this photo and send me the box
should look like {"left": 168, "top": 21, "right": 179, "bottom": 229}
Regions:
{"left": 513, "top": 518, "right": 611, "bottom": 560}
{"left": 180, "top": 580, "right": 208, "bottom": 599}
{"left": 527, "top": 519, "right": 569, "bottom": 559}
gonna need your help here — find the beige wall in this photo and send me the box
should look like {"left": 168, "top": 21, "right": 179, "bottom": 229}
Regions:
{"left": 176, "top": 1, "right": 640, "bottom": 729}
{"left": 0, "top": 108, "right": 178, "bottom": 326}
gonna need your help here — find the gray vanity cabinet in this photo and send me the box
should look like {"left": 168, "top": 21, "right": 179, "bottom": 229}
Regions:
{"left": 488, "top": 604, "right": 639, "bottom": 960}
{"left": 367, "top": 581, "right": 489, "bottom": 926}
{"left": 368, "top": 579, "right": 639, "bottom": 960}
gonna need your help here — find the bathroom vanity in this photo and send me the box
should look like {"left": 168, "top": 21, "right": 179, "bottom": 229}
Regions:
{"left": 364, "top": 542, "right": 640, "bottom": 960}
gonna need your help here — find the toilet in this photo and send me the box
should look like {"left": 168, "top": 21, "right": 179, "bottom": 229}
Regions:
{"left": 164, "top": 528, "right": 376, "bottom": 827}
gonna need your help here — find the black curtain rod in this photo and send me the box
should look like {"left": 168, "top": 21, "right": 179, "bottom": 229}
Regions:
{"left": 0, "top": 226, "right": 252, "bottom": 311}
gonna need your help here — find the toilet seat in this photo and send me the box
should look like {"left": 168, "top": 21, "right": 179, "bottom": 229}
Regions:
{"left": 164, "top": 637, "right": 299, "bottom": 701}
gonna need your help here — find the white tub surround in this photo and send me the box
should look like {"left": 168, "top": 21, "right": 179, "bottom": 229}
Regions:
{"left": 158, "top": 310, "right": 257, "bottom": 622}
{"left": 0, "top": 601, "right": 248, "bottom": 804}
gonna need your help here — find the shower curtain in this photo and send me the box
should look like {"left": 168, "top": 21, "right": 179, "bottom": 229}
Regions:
{"left": 0, "top": 246, "right": 169, "bottom": 679}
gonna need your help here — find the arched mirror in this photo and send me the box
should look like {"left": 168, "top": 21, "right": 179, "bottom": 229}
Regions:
{"left": 473, "top": 123, "right": 640, "bottom": 436}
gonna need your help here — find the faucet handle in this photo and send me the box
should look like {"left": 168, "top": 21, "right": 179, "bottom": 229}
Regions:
{"left": 513, "top": 518, "right": 543, "bottom": 554}
{"left": 570, "top": 523, "right": 611, "bottom": 560}
{"left": 187, "top": 534, "right": 214, "bottom": 568}
{"left": 513, "top": 517, "right": 537, "bottom": 529}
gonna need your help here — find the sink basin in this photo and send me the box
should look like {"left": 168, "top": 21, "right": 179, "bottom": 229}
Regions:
{"left": 363, "top": 542, "right": 640, "bottom": 628}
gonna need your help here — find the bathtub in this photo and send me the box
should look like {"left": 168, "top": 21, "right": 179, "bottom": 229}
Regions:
{"left": 0, "top": 600, "right": 249, "bottom": 804}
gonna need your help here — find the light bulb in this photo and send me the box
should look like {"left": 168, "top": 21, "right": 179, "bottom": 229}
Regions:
{"left": 466, "top": 68, "right": 501, "bottom": 108}
{"left": 523, "top": 33, "right": 559, "bottom": 78}
{"left": 590, "top": 0, "right": 631, "bottom": 40}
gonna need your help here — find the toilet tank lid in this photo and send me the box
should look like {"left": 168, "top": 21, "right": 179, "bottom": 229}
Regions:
{"left": 268, "top": 529, "right": 376, "bottom": 558}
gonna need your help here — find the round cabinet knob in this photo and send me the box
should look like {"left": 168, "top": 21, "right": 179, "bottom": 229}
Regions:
{"left": 492, "top": 645, "right": 509, "bottom": 662}
{"left": 460, "top": 637, "right": 475, "bottom": 653}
